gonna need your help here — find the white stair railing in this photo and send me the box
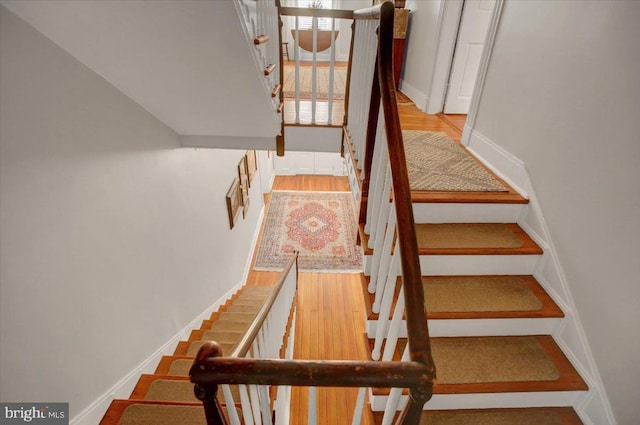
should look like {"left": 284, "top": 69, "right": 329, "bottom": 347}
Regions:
{"left": 280, "top": 6, "right": 351, "bottom": 125}
{"left": 209, "top": 254, "right": 298, "bottom": 425}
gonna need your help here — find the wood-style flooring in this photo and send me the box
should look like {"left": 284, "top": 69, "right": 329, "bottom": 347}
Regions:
{"left": 245, "top": 175, "right": 374, "bottom": 425}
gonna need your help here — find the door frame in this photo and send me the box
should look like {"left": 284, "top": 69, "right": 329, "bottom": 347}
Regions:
{"left": 427, "top": 0, "right": 504, "bottom": 146}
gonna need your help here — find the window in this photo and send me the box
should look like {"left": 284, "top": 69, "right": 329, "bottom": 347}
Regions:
{"left": 296, "top": 0, "right": 334, "bottom": 31}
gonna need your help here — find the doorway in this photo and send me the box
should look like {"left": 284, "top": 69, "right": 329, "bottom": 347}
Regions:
{"left": 443, "top": 0, "right": 497, "bottom": 114}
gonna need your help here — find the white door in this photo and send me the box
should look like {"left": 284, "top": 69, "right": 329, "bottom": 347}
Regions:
{"left": 444, "top": 0, "right": 496, "bottom": 114}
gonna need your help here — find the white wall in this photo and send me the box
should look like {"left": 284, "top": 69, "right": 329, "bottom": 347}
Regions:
{"left": 472, "top": 1, "right": 640, "bottom": 423}
{"left": 0, "top": 5, "right": 264, "bottom": 420}
{"left": 399, "top": 0, "right": 444, "bottom": 110}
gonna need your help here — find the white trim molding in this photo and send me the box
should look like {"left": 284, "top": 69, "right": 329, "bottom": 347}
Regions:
{"left": 461, "top": 0, "right": 504, "bottom": 146}
{"left": 399, "top": 78, "right": 429, "bottom": 112}
{"left": 426, "top": 0, "right": 464, "bottom": 115}
{"left": 463, "top": 128, "right": 617, "bottom": 425}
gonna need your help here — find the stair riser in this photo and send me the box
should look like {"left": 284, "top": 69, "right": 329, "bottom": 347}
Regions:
{"left": 369, "top": 391, "right": 585, "bottom": 412}
{"left": 366, "top": 317, "right": 561, "bottom": 338}
{"left": 363, "top": 254, "right": 542, "bottom": 276}
{"left": 412, "top": 203, "right": 525, "bottom": 224}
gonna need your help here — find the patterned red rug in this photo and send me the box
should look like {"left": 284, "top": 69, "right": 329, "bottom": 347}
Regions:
{"left": 254, "top": 191, "right": 362, "bottom": 272}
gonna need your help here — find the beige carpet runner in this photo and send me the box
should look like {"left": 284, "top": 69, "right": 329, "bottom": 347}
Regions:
{"left": 424, "top": 276, "right": 543, "bottom": 313}
{"left": 418, "top": 410, "right": 565, "bottom": 425}
{"left": 118, "top": 286, "right": 273, "bottom": 423}
{"left": 119, "top": 405, "right": 207, "bottom": 425}
{"left": 415, "top": 223, "right": 523, "bottom": 249}
{"left": 283, "top": 64, "right": 347, "bottom": 100}
{"left": 403, "top": 130, "right": 507, "bottom": 192}
{"left": 431, "top": 336, "right": 560, "bottom": 384}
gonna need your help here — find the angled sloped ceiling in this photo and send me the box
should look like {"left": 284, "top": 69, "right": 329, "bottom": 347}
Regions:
{"left": 2, "top": 0, "right": 280, "bottom": 138}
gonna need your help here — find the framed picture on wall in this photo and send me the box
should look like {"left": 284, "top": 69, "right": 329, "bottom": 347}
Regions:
{"left": 226, "top": 178, "right": 242, "bottom": 229}
{"left": 242, "top": 194, "right": 250, "bottom": 218}
{"left": 246, "top": 150, "right": 257, "bottom": 186}
{"left": 238, "top": 156, "right": 248, "bottom": 189}
{"left": 238, "top": 156, "right": 249, "bottom": 217}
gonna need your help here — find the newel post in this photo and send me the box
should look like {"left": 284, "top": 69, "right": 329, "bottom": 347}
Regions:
{"left": 191, "top": 341, "right": 228, "bottom": 425}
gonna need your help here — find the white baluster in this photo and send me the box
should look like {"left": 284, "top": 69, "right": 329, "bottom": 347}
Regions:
{"left": 351, "top": 387, "right": 367, "bottom": 425}
{"left": 308, "top": 386, "right": 317, "bottom": 425}
{"left": 249, "top": 384, "right": 262, "bottom": 423}
{"left": 372, "top": 249, "right": 400, "bottom": 361}
{"left": 371, "top": 208, "right": 397, "bottom": 312}
{"left": 258, "top": 385, "right": 272, "bottom": 425}
{"left": 221, "top": 384, "right": 241, "bottom": 425}
{"left": 311, "top": 16, "right": 318, "bottom": 124}
{"left": 364, "top": 111, "right": 387, "bottom": 238}
{"left": 382, "top": 286, "right": 405, "bottom": 361}
{"left": 328, "top": 18, "right": 336, "bottom": 125}
{"left": 294, "top": 16, "right": 300, "bottom": 123}
{"left": 239, "top": 384, "right": 255, "bottom": 425}
{"left": 381, "top": 347, "right": 410, "bottom": 425}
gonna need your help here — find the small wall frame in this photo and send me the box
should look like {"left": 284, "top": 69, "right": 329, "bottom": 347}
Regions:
{"left": 226, "top": 178, "right": 242, "bottom": 229}
{"left": 245, "top": 150, "right": 258, "bottom": 186}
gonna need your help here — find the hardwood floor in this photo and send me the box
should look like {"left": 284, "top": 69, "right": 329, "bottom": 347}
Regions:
{"left": 245, "top": 176, "right": 373, "bottom": 424}
{"left": 398, "top": 102, "right": 462, "bottom": 141}
{"left": 283, "top": 99, "right": 345, "bottom": 126}
{"left": 437, "top": 112, "right": 467, "bottom": 136}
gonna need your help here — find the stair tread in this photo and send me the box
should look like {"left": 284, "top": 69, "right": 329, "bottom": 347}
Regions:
{"left": 363, "top": 275, "right": 563, "bottom": 320}
{"left": 179, "top": 340, "right": 236, "bottom": 357}
{"left": 415, "top": 223, "right": 542, "bottom": 255}
{"left": 410, "top": 190, "right": 528, "bottom": 204}
{"left": 360, "top": 223, "right": 542, "bottom": 255}
{"left": 373, "top": 407, "right": 583, "bottom": 425}
{"left": 131, "top": 374, "right": 242, "bottom": 403}
{"left": 156, "top": 356, "right": 193, "bottom": 376}
{"left": 100, "top": 400, "right": 239, "bottom": 425}
{"left": 424, "top": 275, "right": 562, "bottom": 319}
{"left": 372, "top": 335, "right": 587, "bottom": 394}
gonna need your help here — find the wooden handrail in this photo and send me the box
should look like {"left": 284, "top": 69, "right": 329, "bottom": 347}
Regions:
{"left": 192, "top": 355, "right": 432, "bottom": 389}
{"left": 230, "top": 252, "right": 298, "bottom": 358}
{"left": 358, "top": 1, "right": 436, "bottom": 419}
{"left": 280, "top": 6, "right": 353, "bottom": 19}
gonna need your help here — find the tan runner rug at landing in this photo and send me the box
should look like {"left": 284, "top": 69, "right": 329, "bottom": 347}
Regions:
{"left": 403, "top": 130, "right": 507, "bottom": 192}
{"left": 283, "top": 64, "right": 347, "bottom": 100}
{"left": 254, "top": 191, "right": 362, "bottom": 272}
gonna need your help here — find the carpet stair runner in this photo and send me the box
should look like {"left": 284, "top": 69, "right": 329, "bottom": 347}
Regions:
{"left": 373, "top": 407, "right": 584, "bottom": 425}
{"left": 351, "top": 130, "right": 587, "bottom": 423}
{"left": 100, "top": 285, "right": 273, "bottom": 424}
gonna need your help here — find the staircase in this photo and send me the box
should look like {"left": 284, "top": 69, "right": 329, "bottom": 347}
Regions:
{"left": 354, "top": 154, "right": 589, "bottom": 423}
{"left": 100, "top": 285, "right": 275, "bottom": 424}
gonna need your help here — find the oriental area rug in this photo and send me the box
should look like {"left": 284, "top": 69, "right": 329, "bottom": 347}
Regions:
{"left": 254, "top": 191, "right": 362, "bottom": 272}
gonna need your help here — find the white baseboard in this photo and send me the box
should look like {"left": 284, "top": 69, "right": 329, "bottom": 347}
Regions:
{"left": 462, "top": 128, "right": 616, "bottom": 425}
{"left": 70, "top": 206, "right": 265, "bottom": 425}
{"left": 399, "top": 79, "right": 428, "bottom": 112}
{"left": 465, "top": 129, "right": 530, "bottom": 199}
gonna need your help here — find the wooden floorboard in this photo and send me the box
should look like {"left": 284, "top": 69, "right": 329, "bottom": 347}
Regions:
{"left": 242, "top": 175, "right": 372, "bottom": 424}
